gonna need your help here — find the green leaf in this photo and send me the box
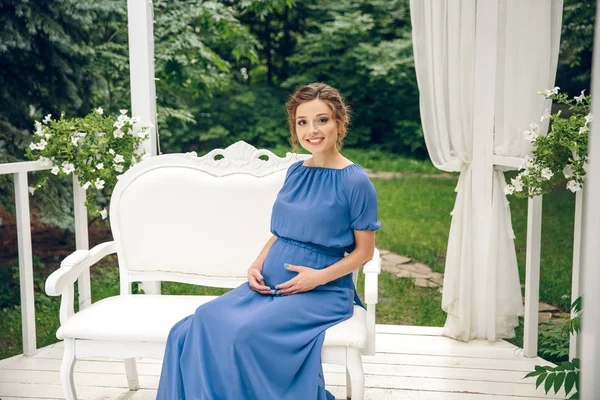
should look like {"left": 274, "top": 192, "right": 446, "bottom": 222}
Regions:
{"left": 535, "top": 365, "right": 546, "bottom": 373}
{"left": 554, "top": 372, "right": 565, "bottom": 394}
{"left": 544, "top": 372, "right": 556, "bottom": 394}
{"left": 572, "top": 358, "right": 581, "bottom": 369}
{"left": 536, "top": 373, "right": 547, "bottom": 389}
{"left": 562, "top": 361, "right": 576, "bottom": 371}
{"left": 565, "top": 371, "right": 576, "bottom": 395}
{"left": 524, "top": 370, "right": 542, "bottom": 379}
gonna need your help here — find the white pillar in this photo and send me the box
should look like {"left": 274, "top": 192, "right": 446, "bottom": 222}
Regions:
{"left": 73, "top": 176, "right": 91, "bottom": 309}
{"left": 127, "top": 0, "right": 158, "bottom": 156}
{"left": 14, "top": 172, "right": 36, "bottom": 356}
{"left": 471, "top": 0, "right": 498, "bottom": 338}
{"left": 127, "top": 0, "right": 161, "bottom": 295}
{"left": 579, "top": 2, "right": 600, "bottom": 397}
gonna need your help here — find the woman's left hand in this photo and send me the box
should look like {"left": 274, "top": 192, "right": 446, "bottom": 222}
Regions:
{"left": 275, "top": 264, "right": 326, "bottom": 295}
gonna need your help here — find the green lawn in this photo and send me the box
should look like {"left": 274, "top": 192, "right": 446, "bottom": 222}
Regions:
{"left": 0, "top": 151, "right": 576, "bottom": 360}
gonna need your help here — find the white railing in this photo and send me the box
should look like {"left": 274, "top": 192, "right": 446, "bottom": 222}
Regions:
{"left": 0, "top": 160, "right": 90, "bottom": 356}
{"left": 493, "top": 155, "right": 582, "bottom": 359}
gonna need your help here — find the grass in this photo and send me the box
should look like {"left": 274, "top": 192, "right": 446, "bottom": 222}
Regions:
{"left": 0, "top": 149, "right": 576, "bottom": 360}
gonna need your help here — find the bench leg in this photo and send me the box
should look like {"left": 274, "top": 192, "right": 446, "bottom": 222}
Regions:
{"left": 61, "top": 339, "right": 77, "bottom": 400}
{"left": 346, "top": 349, "right": 364, "bottom": 400}
{"left": 346, "top": 367, "right": 352, "bottom": 399}
{"left": 124, "top": 358, "right": 140, "bottom": 390}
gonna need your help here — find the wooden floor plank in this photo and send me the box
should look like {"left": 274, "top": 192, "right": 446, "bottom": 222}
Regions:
{"left": 0, "top": 330, "right": 561, "bottom": 400}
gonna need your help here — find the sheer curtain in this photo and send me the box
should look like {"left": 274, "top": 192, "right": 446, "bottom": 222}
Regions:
{"left": 410, "top": 0, "right": 563, "bottom": 341}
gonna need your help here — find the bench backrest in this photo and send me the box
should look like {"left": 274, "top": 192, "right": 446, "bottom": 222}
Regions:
{"left": 110, "top": 141, "right": 309, "bottom": 290}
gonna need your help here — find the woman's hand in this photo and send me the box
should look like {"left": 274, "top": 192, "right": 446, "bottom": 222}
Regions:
{"left": 247, "top": 264, "right": 274, "bottom": 295}
{"left": 275, "top": 264, "right": 326, "bottom": 295}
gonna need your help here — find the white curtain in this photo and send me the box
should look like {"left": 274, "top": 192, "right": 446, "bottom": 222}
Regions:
{"left": 410, "top": 0, "right": 563, "bottom": 341}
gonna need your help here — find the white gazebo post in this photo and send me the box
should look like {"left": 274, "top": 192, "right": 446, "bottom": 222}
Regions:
{"left": 579, "top": 1, "right": 600, "bottom": 397}
{"left": 127, "top": 0, "right": 160, "bottom": 295}
{"left": 471, "top": 0, "right": 498, "bottom": 337}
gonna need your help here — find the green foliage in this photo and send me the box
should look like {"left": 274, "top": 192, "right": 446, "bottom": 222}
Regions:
{"left": 525, "top": 296, "right": 582, "bottom": 399}
{"left": 556, "top": 0, "right": 596, "bottom": 95}
{"left": 25, "top": 109, "right": 150, "bottom": 218}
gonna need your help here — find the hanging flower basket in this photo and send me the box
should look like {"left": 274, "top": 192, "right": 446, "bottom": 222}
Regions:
{"left": 505, "top": 88, "right": 591, "bottom": 198}
{"left": 25, "top": 107, "right": 153, "bottom": 219}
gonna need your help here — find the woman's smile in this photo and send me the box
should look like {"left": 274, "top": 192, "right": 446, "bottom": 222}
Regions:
{"left": 306, "top": 137, "right": 325, "bottom": 145}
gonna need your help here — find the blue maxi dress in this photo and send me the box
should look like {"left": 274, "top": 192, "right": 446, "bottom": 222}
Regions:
{"left": 156, "top": 160, "right": 381, "bottom": 400}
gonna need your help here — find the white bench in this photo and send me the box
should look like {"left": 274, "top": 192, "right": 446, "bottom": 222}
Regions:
{"left": 45, "top": 141, "right": 381, "bottom": 400}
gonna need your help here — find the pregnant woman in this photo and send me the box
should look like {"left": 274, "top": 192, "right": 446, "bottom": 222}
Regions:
{"left": 156, "top": 82, "right": 381, "bottom": 399}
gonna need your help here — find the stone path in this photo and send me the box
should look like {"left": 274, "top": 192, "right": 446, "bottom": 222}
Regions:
{"left": 379, "top": 248, "right": 569, "bottom": 324}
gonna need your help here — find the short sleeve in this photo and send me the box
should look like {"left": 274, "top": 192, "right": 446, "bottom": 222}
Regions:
{"left": 346, "top": 170, "right": 381, "bottom": 231}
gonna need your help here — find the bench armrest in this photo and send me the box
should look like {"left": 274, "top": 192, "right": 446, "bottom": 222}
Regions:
{"left": 363, "top": 248, "right": 381, "bottom": 304}
{"left": 45, "top": 241, "right": 117, "bottom": 296}
{"left": 45, "top": 241, "right": 116, "bottom": 326}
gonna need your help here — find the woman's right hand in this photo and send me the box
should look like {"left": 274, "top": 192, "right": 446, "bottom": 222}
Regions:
{"left": 247, "top": 264, "right": 274, "bottom": 295}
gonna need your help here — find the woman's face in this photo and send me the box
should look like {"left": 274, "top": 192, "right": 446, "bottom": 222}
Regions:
{"left": 295, "top": 99, "right": 339, "bottom": 155}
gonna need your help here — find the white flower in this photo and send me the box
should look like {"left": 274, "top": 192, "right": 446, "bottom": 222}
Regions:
{"left": 130, "top": 116, "right": 141, "bottom": 125}
{"left": 137, "top": 130, "right": 149, "bottom": 139}
{"left": 511, "top": 177, "right": 524, "bottom": 192}
{"left": 38, "top": 156, "right": 52, "bottom": 167}
{"left": 567, "top": 180, "right": 582, "bottom": 193}
{"left": 28, "top": 186, "right": 36, "bottom": 195}
{"left": 29, "top": 142, "right": 37, "bottom": 150}
{"left": 563, "top": 164, "right": 574, "bottom": 178}
{"left": 141, "top": 153, "right": 150, "bottom": 161}
{"left": 542, "top": 86, "right": 560, "bottom": 98}
{"left": 541, "top": 168, "right": 554, "bottom": 180}
{"left": 51, "top": 166, "right": 59, "bottom": 175}
{"left": 113, "top": 154, "right": 124, "bottom": 163}
{"left": 113, "top": 120, "right": 124, "bottom": 129}
{"left": 96, "top": 131, "right": 104, "bottom": 137}
{"left": 109, "top": 148, "right": 115, "bottom": 155}
{"left": 120, "top": 109, "right": 128, "bottom": 115}
{"left": 523, "top": 127, "right": 539, "bottom": 142}
{"left": 44, "top": 133, "right": 51, "bottom": 139}
{"left": 96, "top": 107, "right": 104, "bottom": 115}
{"left": 585, "top": 113, "right": 593, "bottom": 125}
{"left": 96, "top": 163, "right": 104, "bottom": 170}
{"left": 94, "top": 178, "right": 105, "bottom": 189}
{"left": 77, "top": 131, "right": 87, "bottom": 138}
{"left": 43, "top": 114, "right": 52, "bottom": 124}
{"left": 579, "top": 125, "right": 589, "bottom": 134}
{"left": 71, "top": 136, "right": 80, "bottom": 146}
{"left": 575, "top": 90, "right": 586, "bottom": 103}
{"left": 519, "top": 155, "right": 534, "bottom": 170}
{"left": 504, "top": 185, "right": 515, "bottom": 195}
{"left": 37, "top": 139, "right": 47, "bottom": 150}
{"left": 34, "top": 121, "right": 45, "bottom": 137}
{"left": 540, "top": 108, "right": 551, "bottom": 122}
{"left": 82, "top": 181, "right": 91, "bottom": 190}
{"left": 114, "top": 164, "right": 124, "bottom": 173}
{"left": 62, "top": 162, "right": 75, "bottom": 175}
{"left": 113, "top": 129, "right": 124, "bottom": 139}
{"left": 99, "top": 208, "right": 108, "bottom": 219}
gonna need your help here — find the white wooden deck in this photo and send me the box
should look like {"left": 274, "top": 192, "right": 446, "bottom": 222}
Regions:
{"left": 0, "top": 325, "right": 565, "bottom": 400}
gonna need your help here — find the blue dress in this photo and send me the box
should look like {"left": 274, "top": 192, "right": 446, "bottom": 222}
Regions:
{"left": 156, "top": 160, "right": 381, "bottom": 400}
